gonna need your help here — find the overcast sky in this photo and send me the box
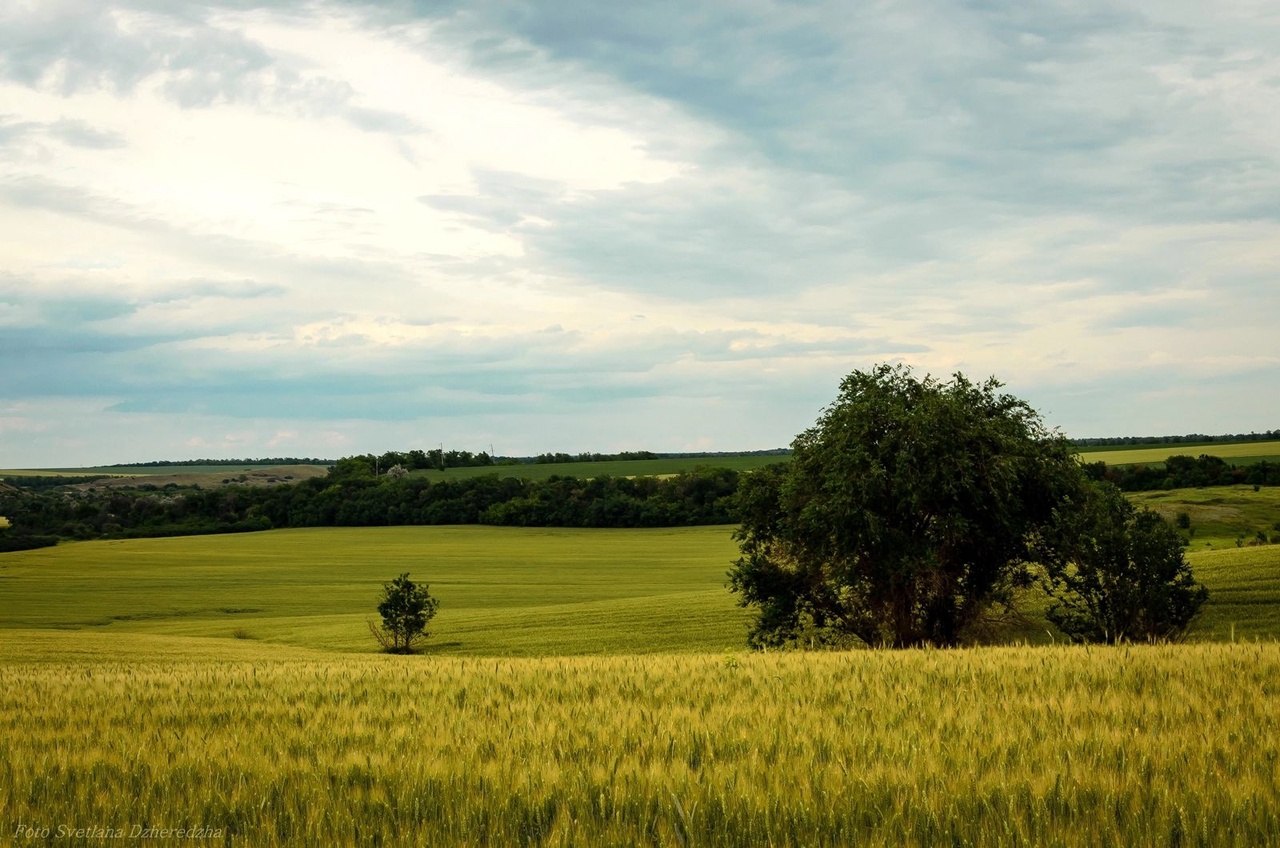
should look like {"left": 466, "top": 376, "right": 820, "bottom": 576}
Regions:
{"left": 2, "top": 0, "right": 1278, "bottom": 467}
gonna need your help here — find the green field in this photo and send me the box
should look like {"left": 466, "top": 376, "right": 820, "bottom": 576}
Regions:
{"left": 1076, "top": 439, "right": 1280, "bottom": 467}
{"left": 4, "top": 491, "right": 1280, "bottom": 845}
{"left": 0, "top": 526, "right": 751, "bottom": 655}
{"left": 2, "top": 495, "right": 1278, "bottom": 651}
{"left": 1132, "top": 485, "right": 1280, "bottom": 549}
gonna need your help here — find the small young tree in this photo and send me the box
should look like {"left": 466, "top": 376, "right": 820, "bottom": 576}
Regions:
{"left": 370, "top": 573, "right": 438, "bottom": 654}
{"left": 1045, "top": 482, "right": 1208, "bottom": 643}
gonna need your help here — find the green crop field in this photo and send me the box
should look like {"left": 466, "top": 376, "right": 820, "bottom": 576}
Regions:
{"left": 1076, "top": 440, "right": 1280, "bottom": 467}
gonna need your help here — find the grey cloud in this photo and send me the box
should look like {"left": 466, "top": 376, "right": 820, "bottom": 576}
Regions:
{"left": 418, "top": 169, "right": 566, "bottom": 230}
{"left": 0, "top": 276, "right": 288, "bottom": 341}
{"left": 49, "top": 119, "right": 127, "bottom": 149}
{"left": 0, "top": 2, "right": 424, "bottom": 137}
{"left": 4, "top": 0, "right": 1280, "bottom": 459}
{"left": 39, "top": 297, "right": 138, "bottom": 324}
{"left": 0, "top": 115, "right": 126, "bottom": 150}
{"left": 420, "top": 193, "right": 523, "bottom": 227}
{"left": 1023, "top": 364, "right": 1280, "bottom": 440}
{"left": 0, "top": 326, "right": 171, "bottom": 358}
{"left": 0, "top": 175, "right": 438, "bottom": 310}
{"left": 344, "top": 106, "right": 425, "bottom": 135}
{"left": 0, "top": 2, "right": 274, "bottom": 96}
{"left": 0, "top": 298, "right": 913, "bottom": 424}
{"left": 0, "top": 116, "right": 39, "bottom": 145}
{"left": 415, "top": 0, "right": 1280, "bottom": 293}
{"left": 151, "top": 279, "right": 290, "bottom": 302}
{"left": 509, "top": 174, "right": 885, "bottom": 298}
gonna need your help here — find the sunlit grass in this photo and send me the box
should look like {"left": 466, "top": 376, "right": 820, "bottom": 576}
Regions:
{"left": 1076, "top": 440, "right": 1280, "bottom": 466}
{"left": 1131, "top": 485, "right": 1280, "bottom": 549}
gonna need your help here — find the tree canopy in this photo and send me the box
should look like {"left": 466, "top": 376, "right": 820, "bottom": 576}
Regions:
{"left": 1044, "top": 481, "right": 1208, "bottom": 643}
{"left": 729, "top": 363, "right": 1084, "bottom": 648}
{"left": 371, "top": 573, "right": 439, "bottom": 654}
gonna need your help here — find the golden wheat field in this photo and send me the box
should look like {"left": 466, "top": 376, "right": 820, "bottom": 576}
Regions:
{"left": 2, "top": 631, "right": 1277, "bottom": 847}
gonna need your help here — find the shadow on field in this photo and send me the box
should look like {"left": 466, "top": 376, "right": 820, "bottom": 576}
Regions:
{"left": 418, "top": 641, "right": 463, "bottom": 652}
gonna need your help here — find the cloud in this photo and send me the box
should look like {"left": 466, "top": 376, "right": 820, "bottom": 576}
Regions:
{"left": 0, "top": 114, "right": 126, "bottom": 149}
{"left": 1, "top": 0, "right": 1278, "bottom": 466}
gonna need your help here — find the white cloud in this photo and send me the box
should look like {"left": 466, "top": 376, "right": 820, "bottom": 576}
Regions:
{"left": 1, "top": 0, "right": 1278, "bottom": 466}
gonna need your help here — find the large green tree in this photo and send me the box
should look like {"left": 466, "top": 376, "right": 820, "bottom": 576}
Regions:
{"left": 729, "top": 364, "right": 1084, "bottom": 648}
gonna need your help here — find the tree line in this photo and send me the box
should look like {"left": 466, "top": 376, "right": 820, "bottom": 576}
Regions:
{"left": 346, "top": 449, "right": 497, "bottom": 472}
{"left": 0, "top": 466, "right": 741, "bottom": 547}
{"left": 1083, "top": 455, "right": 1280, "bottom": 490}
{"left": 1072, "top": 430, "right": 1279, "bottom": 447}
{"left": 104, "top": 457, "right": 334, "bottom": 467}
{"left": 2, "top": 450, "right": 1275, "bottom": 551}
{"left": 532, "top": 450, "right": 659, "bottom": 464}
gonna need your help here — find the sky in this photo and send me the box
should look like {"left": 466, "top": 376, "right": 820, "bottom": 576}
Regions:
{"left": 1, "top": 0, "right": 1278, "bottom": 467}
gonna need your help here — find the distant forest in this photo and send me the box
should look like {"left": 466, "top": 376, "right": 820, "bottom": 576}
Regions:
{"left": 108, "top": 448, "right": 791, "bottom": 469}
{"left": 98, "top": 433, "right": 1280, "bottom": 468}
{"left": 0, "top": 465, "right": 742, "bottom": 552}
{"left": 2, "top": 438, "right": 1276, "bottom": 553}
{"left": 106, "top": 457, "right": 334, "bottom": 467}
{"left": 1071, "top": 430, "right": 1280, "bottom": 447}
{"left": 1084, "top": 454, "right": 1280, "bottom": 491}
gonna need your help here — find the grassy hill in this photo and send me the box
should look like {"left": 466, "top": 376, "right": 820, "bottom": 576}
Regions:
{"left": 2, "top": 486, "right": 1278, "bottom": 652}
{"left": 1076, "top": 439, "right": 1280, "bottom": 467}
{"left": 0, "top": 525, "right": 750, "bottom": 654}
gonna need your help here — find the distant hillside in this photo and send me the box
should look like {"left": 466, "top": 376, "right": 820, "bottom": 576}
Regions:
{"left": 1073, "top": 430, "right": 1279, "bottom": 449}
{"left": 106, "top": 457, "right": 334, "bottom": 468}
